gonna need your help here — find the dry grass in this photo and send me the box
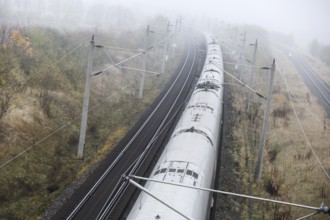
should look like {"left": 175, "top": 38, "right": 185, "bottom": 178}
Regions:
{"left": 270, "top": 47, "right": 330, "bottom": 218}
{"left": 228, "top": 44, "right": 330, "bottom": 219}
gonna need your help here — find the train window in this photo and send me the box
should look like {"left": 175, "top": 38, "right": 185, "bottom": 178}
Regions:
{"left": 177, "top": 169, "right": 184, "bottom": 173}
{"left": 193, "top": 172, "right": 199, "bottom": 179}
{"left": 169, "top": 168, "right": 176, "bottom": 172}
{"left": 186, "top": 170, "right": 193, "bottom": 176}
{"left": 154, "top": 170, "right": 160, "bottom": 176}
{"left": 160, "top": 168, "right": 167, "bottom": 173}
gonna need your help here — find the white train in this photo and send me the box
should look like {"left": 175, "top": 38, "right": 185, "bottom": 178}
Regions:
{"left": 127, "top": 34, "right": 224, "bottom": 220}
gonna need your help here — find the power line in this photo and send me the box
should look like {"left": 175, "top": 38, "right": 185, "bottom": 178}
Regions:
{"left": 101, "top": 48, "right": 161, "bottom": 75}
{"left": 256, "top": 42, "right": 330, "bottom": 129}
{"left": 254, "top": 40, "right": 330, "bottom": 180}
{"left": 278, "top": 67, "right": 330, "bottom": 181}
{"left": 92, "top": 34, "right": 173, "bottom": 77}
{"left": 127, "top": 175, "right": 330, "bottom": 217}
{"left": 2, "top": 35, "right": 89, "bottom": 91}
{"left": 210, "top": 60, "right": 266, "bottom": 100}
{"left": 0, "top": 82, "right": 134, "bottom": 169}
{"left": 97, "top": 45, "right": 144, "bottom": 53}
{"left": 289, "top": 91, "right": 330, "bottom": 130}
{"left": 1, "top": 32, "right": 155, "bottom": 167}
{"left": 126, "top": 176, "right": 193, "bottom": 220}
{"left": 25, "top": 36, "right": 90, "bottom": 84}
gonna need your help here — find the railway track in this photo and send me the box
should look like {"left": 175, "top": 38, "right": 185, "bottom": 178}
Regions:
{"left": 289, "top": 53, "right": 330, "bottom": 116}
{"left": 51, "top": 35, "right": 203, "bottom": 220}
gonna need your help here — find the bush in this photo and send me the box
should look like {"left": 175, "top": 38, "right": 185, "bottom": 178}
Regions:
{"left": 264, "top": 178, "right": 279, "bottom": 196}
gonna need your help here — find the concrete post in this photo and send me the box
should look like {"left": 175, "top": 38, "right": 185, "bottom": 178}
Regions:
{"left": 77, "top": 36, "right": 95, "bottom": 158}
{"left": 246, "top": 39, "right": 258, "bottom": 112}
{"left": 239, "top": 31, "right": 246, "bottom": 81}
{"left": 161, "top": 22, "right": 170, "bottom": 74}
{"left": 139, "top": 25, "right": 149, "bottom": 99}
{"left": 254, "top": 59, "right": 276, "bottom": 182}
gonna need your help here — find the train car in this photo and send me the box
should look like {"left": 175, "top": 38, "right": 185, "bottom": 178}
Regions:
{"left": 127, "top": 33, "right": 224, "bottom": 220}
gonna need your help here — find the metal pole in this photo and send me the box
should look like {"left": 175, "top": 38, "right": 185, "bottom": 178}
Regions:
{"left": 161, "top": 22, "right": 170, "bottom": 74}
{"left": 254, "top": 59, "right": 276, "bottom": 182}
{"left": 239, "top": 31, "right": 246, "bottom": 81}
{"left": 77, "top": 36, "right": 95, "bottom": 158}
{"left": 246, "top": 39, "right": 258, "bottom": 112}
{"left": 139, "top": 25, "right": 149, "bottom": 99}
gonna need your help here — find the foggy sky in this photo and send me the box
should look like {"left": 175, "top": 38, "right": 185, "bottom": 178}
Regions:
{"left": 2, "top": 0, "right": 329, "bottom": 46}
{"left": 111, "top": 0, "right": 330, "bottom": 45}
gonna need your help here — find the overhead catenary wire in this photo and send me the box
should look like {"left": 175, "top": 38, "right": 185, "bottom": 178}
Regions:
{"left": 289, "top": 90, "right": 330, "bottom": 130}
{"left": 92, "top": 34, "right": 173, "bottom": 77}
{"left": 210, "top": 60, "right": 266, "bottom": 99}
{"left": 127, "top": 175, "right": 330, "bottom": 215}
{"left": 217, "top": 41, "right": 251, "bottom": 61}
{"left": 102, "top": 48, "right": 115, "bottom": 64}
{"left": 67, "top": 38, "right": 189, "bottom": 215}
{"left": 102, "top": 48, "right": 161, "bottom": 76}
{"left": 222, "top": 61, "right": 257, "bottom": 68}
{"left": 1, "top": 35, "right": 92, "bottom": 118}
{"left": 4, "top": 35, "right": 90, "bottom": 90}
{"left": 128, "top": 175, "right": 330, "bottom": 215}
{"left": 278, "top": 66, "right": 330, "bottom": 181}
{"left": 254, "top": 40, "right": 330, "bottom": 179}
{"left": 296, "top": 212, "right": 319, "bottom": 220}
{"left": 257, "top": 42, "right": 330, "bottom": 130}
{"left": 125, "top": 176, "right": 193, "bottom": 220}
{"left": 218, "top": 35, "right": 330, "bottom": 216}
{"left": 265, "top": 43, "right": 330, "bottom": 183}
{"left": 98, "top": 92, "right": 189, "bottom": 219}
{"left": 0, "top": 82, "right": 134, "bottom": 169}
{"left": 0, "top": 31, "right": 173, "bottom": 167}
{"left": 97, "top": 45, "right": 144, "bottom": 53}
{"left": 268, "top": 53, "right": 329, "bottom": 183}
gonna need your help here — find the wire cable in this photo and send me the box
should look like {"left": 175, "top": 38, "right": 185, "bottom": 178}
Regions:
{"left": 93, "top": 34, "right": 173, "bottom": 77}
{"left": 286, "top": 84, "right": 330, "bottom": 130}
{"left": 128, "top": 175, "right": 322, "bottom": 211}
{"left": 0, "top": 82, "right": 134, "bottom": 169}
{"left": 278, "top": 67, "right": 330, "bottom": 180}
{"left": 256, "top": 40, "right": 330, "bottom": 179}
{"left": 210, "top": 60, "right": 266, "bottom": 99}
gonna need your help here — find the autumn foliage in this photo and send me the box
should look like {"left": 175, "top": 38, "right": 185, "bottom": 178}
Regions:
{"left": 9, "top": 30, "right": 33, "bottom": 56}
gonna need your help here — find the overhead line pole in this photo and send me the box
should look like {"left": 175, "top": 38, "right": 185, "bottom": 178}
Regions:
{"left": 77, "top": 36, "right": 95, "bottom": 159}
{"left": 77, "top": 30, "right": 172, "bottom": 157}
{"left": 254, "top": 59, "right": 276, "bottom": 182}
{"left": 161, "top": 22, "right": 171, "bottom": 74}
{"left": 139, "top": 25, "right": 150, "bottom": 99}
{"left": 239, "top": 31, "right": 246, "bottom": 81}
{"left": 246, "top": 39, "right": 258, "bottom": 112}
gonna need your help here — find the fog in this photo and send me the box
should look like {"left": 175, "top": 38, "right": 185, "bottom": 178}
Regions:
{"left": 118, "top": 0, "right": 330, "bottom": 46}
{"left": 1, "top": 0, "right": 329, "bottom": 46}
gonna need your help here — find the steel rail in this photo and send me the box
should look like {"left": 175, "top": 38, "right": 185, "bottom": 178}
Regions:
{"left": 97, "top": 39, "right": 197, "bottom": 220}
{"left": 292, "top": 57, "right": 330, "bottom": 105}
{"left": 295, "top": 56, "right": 330, "bottom": 94}
{"left": 66, "top": 36, "right": 192, "bottom": 220}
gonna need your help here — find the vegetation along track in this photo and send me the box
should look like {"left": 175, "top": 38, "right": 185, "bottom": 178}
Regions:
{"left": 288, "top": 52, "right": 330, "bottom": 116}
{"left": 51, "top": 34, "right": 202, "bottom": 220}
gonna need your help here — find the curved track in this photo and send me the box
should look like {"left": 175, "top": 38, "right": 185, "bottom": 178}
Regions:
{"left": 51, "top": 35, "right": 202, "bottom": 220}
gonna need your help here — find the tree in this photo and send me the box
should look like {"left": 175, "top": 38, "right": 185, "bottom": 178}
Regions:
{"left": 0, "top": 89, "right": 12, "bottom": 119}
